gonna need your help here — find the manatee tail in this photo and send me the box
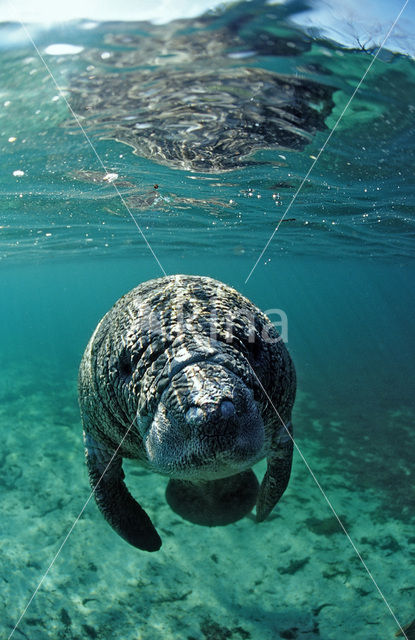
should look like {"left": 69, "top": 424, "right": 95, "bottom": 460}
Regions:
{"left": 84, "top": 433, "right": 161, "bottom": 551}
{"left": 256, "top": 421, "right": 293, "bottom": 522}
{"left": 166, "top": 471, "right": 259, "bottom": 526}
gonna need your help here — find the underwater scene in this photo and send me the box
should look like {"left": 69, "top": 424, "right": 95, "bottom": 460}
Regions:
{"left": 1, "top": 0, "right": 414, "bottom": 638}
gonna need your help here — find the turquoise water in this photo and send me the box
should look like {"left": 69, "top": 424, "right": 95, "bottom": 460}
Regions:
{"left": 1, "top": 2, "right": 414, "bottom": 639}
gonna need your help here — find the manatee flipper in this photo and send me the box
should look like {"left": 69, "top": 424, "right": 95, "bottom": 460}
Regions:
{"left": 256, "top": 421, "right": 293, "bottom": 522}
{"left": 166, "top": 470, "right": 259, "bottom": 526}
{"left": 84, "top": 433, "right": 161, "bottom": 551}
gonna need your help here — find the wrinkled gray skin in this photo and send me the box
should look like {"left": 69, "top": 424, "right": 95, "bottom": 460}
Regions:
{"left": 78, "top": 275, "right": 296, "bottom": 551}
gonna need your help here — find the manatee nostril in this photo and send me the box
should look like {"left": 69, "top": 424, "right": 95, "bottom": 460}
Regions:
{"left": 185, "top": 406, "right": 205, "bottom": 425}
{"left": 220, "top": 399, "right": 236, "bottom": 419}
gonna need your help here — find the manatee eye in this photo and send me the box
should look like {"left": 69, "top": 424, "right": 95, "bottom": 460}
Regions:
{"left": 119, "top": 351, "right": 133, "bottom": 379}
{"left": 246, "top": 337, "right": 261, "bottom": 363}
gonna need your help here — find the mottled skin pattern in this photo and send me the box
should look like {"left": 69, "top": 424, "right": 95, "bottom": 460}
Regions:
{"left": 78, "top": 275, "right": 296, "bottom": 551}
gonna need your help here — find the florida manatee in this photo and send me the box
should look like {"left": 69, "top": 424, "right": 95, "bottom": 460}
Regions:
{"left": 78, "top": 275, "right": 296, "bottom": 551}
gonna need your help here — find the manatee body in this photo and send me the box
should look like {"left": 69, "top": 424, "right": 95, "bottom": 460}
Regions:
{"left": 78, "top": 275, "right": 296, "bottom": 551}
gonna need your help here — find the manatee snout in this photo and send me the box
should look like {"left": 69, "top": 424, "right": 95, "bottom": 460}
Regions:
{"left": 185, "top": 399, "right": 236, "bottom": 428}
{"left": 143, "top": 362, "right": 265, "bottom": 478}
{"left": 220, "top": 399, "right": 236, "bottom": 419}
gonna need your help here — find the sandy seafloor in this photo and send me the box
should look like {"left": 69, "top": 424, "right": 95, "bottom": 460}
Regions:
{"left": 2, "top": 355, "right": 414, "bottom": 640}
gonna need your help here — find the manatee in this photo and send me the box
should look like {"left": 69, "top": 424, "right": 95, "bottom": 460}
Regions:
{"left": 78, "top": 275, "right": 296, "bottom": 551}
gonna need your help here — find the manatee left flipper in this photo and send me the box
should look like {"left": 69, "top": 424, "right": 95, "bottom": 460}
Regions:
{"left": 256, "top": 421, "right": 293, "bottom": 522}
{"left": 84, "top": 433, "right": 162, "bottom": 551}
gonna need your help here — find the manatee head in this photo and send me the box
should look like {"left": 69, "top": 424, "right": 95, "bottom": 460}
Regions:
{"left": 137, "top": 360, "right": 265, "bottom": 480}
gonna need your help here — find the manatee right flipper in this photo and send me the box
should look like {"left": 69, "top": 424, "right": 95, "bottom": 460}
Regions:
{"left": 256, "top": 421, "right": 293, "bottom": 522}
{"left": 84, "top": 433, "right": 161, "bottom": 551}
